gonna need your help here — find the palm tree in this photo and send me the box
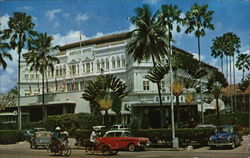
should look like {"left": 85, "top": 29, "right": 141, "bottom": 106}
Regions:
{"left": 0, "top": 42, "right": 12, "bottom": 70}
{"left": 147, "top": 53, "right": 208, "bottom": 125}
{"left": 184, "top": 3, "right": 215, "bottom": 123}
{"left": 83, "top": 75, "right": 127, "bottom": 125}
{"left": 213, "top": 33, "right": 241, "bottom": 112}
{"left": 0, "top": 28, "right": 12, "bottom": 69}
{"left": 25, "top": 33, "right": 59, "bottom": 120}
{"left": 211, "top": 86, "right": 223, "bottom": 125}
{"left": 1, "top": 12, "right": 36, "bottom": 130}
{"left": 211, "top": 36, "right": 225, "bottom": 73}
{"left": 127, "top": 4, "right": 168, "bottom": 127}
{"left": 236, "top": 54, "right": 250, "bottom": 79}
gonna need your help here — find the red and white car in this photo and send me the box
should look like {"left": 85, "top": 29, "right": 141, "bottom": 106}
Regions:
{"left": 97, "top": 130, "right": 150, "bottom": 151}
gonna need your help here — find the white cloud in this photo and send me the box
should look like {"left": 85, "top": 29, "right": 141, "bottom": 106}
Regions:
{"left": 94, "top": 32, "right": 104, "bottom": 38}
{"left": 52, "top": 30, "right": 87, "bottom": 46}
{"left": 45, "top": 9, "right": 62, "bottom": 21}
{"left": 0, "top": 14, "right": 9, "bottom": 30}
{"left": 191, "top": 52, "right": 205, "bottom": 61}
{"left": 143, "top": 0, "right": 161, "bottom": 4}
{"left": 0, "top": 48, "right": 27, "bottom": 93}
{"left": 75, "top": 13, "right": 88, "bottom": 23}
{"left": 128, "top": 23, "right": 136, "bottom": 31}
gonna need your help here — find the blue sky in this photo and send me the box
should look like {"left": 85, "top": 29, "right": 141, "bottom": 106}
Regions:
{"left": 0, "top": 0, "right": 249, "bottom": 93}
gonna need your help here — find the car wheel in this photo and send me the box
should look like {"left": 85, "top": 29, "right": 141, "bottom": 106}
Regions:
{"left": 128, "top": 143, "right": 136, "bottom": 152}
{"left": 231, "top": 141, "right": 235, "bottom": 149}
{"left": 102, "top": 145, "right": 111, "bottom": 156}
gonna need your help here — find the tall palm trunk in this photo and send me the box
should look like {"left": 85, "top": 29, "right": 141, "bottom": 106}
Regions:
{"left": 233, "top": 55, "right": 236, "bottom": 112}
{"left": 17, "top": 33, "right": 23, "bottom": 130}
{"left": 151, "top": 55, "right": 164, "bottom": 128}
{"left": 198, "top": 35, "right": 204, "bottom": 124}
{"left": 229, "top": 56, "right": 233, "bottom": 111}
{"left": 226, "top": 56, "right": 229, "bottom": 81}
{"left": 42, "top": 68, "right": 45, "bottom": 120}
{"left": 216, "top": 98, "right": 220, "bottom": 125}
{"left": 221, "top": 57, "right": 223, "bottom": 74}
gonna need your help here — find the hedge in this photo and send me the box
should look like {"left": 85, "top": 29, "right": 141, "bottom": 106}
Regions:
{"left": 0, "top": 130, "right": 24, "bottom": 144}
{"left": 75, "top": 128, "right": 215, "bottom": 146}
{"left": 204, "top": 112, "right": 249, "bottom": 127}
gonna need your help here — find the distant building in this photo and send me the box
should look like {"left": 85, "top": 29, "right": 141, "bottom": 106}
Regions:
{"left": 221, "top": 84, "right": 250, "bottom": 112}
{"left": 0, "top": 32, "right": 220, "bottom": 128}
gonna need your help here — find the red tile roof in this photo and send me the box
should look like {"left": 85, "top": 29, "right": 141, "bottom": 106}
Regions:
{"left": 221, "top": 84, "right": 250, "bottom": 95}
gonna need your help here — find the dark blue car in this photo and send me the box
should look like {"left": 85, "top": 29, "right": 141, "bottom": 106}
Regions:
{"left": 208, "top": 125, "right": 241, "bottom": 149}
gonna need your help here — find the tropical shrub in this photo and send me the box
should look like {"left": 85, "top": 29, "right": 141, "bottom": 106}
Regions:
{"left": 0, "top": 130, "right": 24, "bottom": 144}
{"left": 204, "top": 112, "right": 249, "bottom": 127}
{"left": 75, "top": 113, "right": 103, "bottom": 129}
{"left": 44, "top": 113, "right": 78, "bottom": 135}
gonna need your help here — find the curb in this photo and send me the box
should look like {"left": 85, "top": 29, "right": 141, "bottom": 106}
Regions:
{"left": 70, "top": 146, "right": 185, "bottom": 151}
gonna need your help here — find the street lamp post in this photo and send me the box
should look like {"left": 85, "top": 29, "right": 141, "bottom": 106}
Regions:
{"left": 169, "top": 44, "right": 178, "bottom": 149}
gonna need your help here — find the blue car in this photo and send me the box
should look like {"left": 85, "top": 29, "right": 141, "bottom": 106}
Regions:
{"left": 208, "top": 125, "right": 241, "bottom": 149}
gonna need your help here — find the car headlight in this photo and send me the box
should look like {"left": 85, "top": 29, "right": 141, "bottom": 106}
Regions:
{"left": 209, "top": 137, "right": 213, "bottom": 141}
{"left": 227, "top": 136, "right": 232, "bottom": 141}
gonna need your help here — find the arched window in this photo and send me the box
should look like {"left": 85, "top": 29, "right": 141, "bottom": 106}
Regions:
{"left": 97, "top": 59, "right": 100, "bottom": 71}
{"left": 82, "top": 63, "right": 85, "bottom": 73}
{"left": 112, "top": 57, "right": 116, "bottom": 69}
{"left": 86, "top": 63, "right": 90, "bottom": 73}
{"left": 106, "top": 58, "right": 109, "bottom": 70}
{"left": 121, "top": 55, "right": 125, "bottom": 67}
{"left": 117, "top": 56, "right": 120, "bottom": 68}
{"left": 101, "top": 58, "right": 105, "bottom": 69}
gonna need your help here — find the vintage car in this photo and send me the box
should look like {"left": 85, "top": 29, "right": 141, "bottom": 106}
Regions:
{"left": 97, "top": 130, "right": 150, "bottom": 151}
{"left": 30, "top": 131, "right": 52, "bottom": 149}
{"left": 111, "top": 124, "right": 130, "bottom": 130}
{"left": 208, "top": 125, "right": 241, "bottom": 149}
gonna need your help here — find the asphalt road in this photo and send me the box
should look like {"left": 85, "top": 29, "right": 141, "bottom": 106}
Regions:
{"left": 0, "top": 135, "right": 249, "bottom": 158}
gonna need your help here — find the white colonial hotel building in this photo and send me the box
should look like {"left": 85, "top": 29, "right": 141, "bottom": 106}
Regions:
{"left": 1, "top": 32, "right": 220, "bottom": 128}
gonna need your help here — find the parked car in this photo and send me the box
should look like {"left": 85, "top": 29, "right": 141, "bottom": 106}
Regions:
{"left": 23, "top": 130, "right": 34, "bottom": 141}
{"left": 30, "top": 131, "right": 52, "bottom": 149}
{"left": 111, "top": 124, "right": 129, "bottom": 130}
{"left": 208, "top": 125, "right": 241, "bottom": 149}
{"left": 98, "top": 130, "right": 150, "bottom": 151}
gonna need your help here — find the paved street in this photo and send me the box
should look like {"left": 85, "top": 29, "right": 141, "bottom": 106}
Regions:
{"left": 0, "top": 135, "right": 249, "bottom": 158}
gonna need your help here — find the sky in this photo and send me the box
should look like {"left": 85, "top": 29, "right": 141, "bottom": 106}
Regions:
{"left": 0, "top": 0, "right": 249, "bottom": 93}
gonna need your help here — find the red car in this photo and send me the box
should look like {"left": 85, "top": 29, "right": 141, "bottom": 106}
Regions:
{"left": 97, "top": 130, "right": 150, "bottom": 151}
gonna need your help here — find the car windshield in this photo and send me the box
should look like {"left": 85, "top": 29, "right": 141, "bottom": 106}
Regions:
{"left": 216, "top": 127, "right": 233, "bottom": 133}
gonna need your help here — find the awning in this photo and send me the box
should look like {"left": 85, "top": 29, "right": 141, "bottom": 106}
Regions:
{"left": 20, "top": 100, "right": 76, "bottom": 107}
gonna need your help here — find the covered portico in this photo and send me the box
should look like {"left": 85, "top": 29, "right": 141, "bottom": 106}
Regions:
{"left": 132, "top": 102, "right": 200, "bottom": 128}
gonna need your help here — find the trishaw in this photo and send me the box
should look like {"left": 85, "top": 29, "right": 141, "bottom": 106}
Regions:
{"left": 47, "top": 131, "right": 71, "bottom": 157}
{"left": 85, "top": 138, "right": 119, "bottom": 156}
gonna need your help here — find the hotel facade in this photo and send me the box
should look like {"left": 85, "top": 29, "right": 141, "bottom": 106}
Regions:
{"left": 0, "top": 32, "right": 220, "bottom": 128}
